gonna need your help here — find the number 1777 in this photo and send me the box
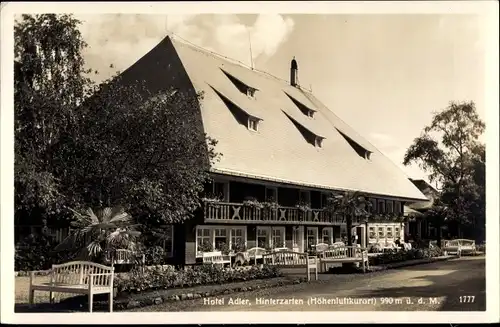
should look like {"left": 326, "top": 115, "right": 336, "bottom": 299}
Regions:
{"left": 459, "top": 296, "right": 475, "bottom": 303}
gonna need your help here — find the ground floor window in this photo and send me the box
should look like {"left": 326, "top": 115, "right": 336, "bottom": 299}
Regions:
{"left": 368, "top": 226, "right": 376, "bottom": 239}
{"left": 292, "top": 226, "right": 304, "bottom": 252}
{"left": 321, "top": 227, "right": 333, "bottom": 244}
{"left": 214, "top": 228, "right": 229, "bottom": 252}
{"left": 197, "top": 227, "right": 212, "bottom": 253}
{"left": 272, "top": 228, "right": 285, "bottom": 248}
{"left": 386, "top": 226, "right": 393, "bottom": 239}
{"left": 195, "top": 225, "right": 247, "bottom": 257}
{"left": 162, "top": 225, "right": 174, "bottom": 257}
{"left": 378, "top": 226, "right": 385, "bottom": 239}
{"left": 394, "top": 225, "right": 401, "bottom": 240}
{"left": 231, "top": 227, "right": 246, "bottom": 252}
{"left": 306, "top": 227, "right": 318, "bottom": 250}
{"left": 256, "top": 226, "right": 285, "bottom": 249}
{"left": 257, "top": 227, "right": 269, "bottom": 248}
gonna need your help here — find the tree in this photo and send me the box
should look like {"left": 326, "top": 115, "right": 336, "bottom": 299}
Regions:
{"left": 403, "top": 101, "right": 485, "bottom": 238}
{"left": 54, "top": 206, "right": 141, "bottom": 261}
{"left": 14, "top": 14, "right": 93, "bottom": 224}
{"left": 423, "top": 200, "right": 450, "bottom": 247}
{"left": 15, "top": 14, "right": 221, "bottom": 234}
{"left": 61, "top": 77, "right": 220, "bottom": 227}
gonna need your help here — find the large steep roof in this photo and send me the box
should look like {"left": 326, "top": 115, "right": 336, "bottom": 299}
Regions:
{"left": 127, "top": 35, "right": 428, "bottom": 201}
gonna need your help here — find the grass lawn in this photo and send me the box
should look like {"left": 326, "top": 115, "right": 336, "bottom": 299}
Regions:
{"left": 15, "top": 276, "right": 75, "bottom": 304}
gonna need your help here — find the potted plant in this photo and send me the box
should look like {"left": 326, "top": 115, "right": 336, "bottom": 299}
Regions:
{"left": 231, "top": 239, "right": 247, "bottom": 253}
{"left": 217, "top": 242, "right": 231, "bottom": 255}
{"left": 199, "top": 240, "right": 214, "bottom": 253}
{"left": 242, "top": 197, "right": 264, "bottom": 209}
{"left": 295, "top": 201, "right": 311, "bottom": 213}
{"left": 202, "top": 194, "right": 222, "bottom": 204}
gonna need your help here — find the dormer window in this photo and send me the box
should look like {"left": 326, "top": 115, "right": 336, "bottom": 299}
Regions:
{"left": 283, "top": 110, "right": 325, "bottom": 147}
{"left": 315, "top": 136, "right": 324, "bottom": 148}
{"left": 336, "top": 128, "right": 372, "bottom": 160}
{"left": 248, "top": 117, "right": 259, "bottom": 131}
{"left": 220, "top": 68, "right": 259, "bottom": 98}
{"left": 246, "top": 87, "right": 256, "bottom": 98}
{"left": 284, "top": 92, "right": 317, "bottom": 118}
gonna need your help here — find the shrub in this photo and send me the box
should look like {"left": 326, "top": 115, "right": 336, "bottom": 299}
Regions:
{"left": 144, "top": 246, "right": 167, "bottom": 265}
{"left": 114, "top": 264, "right": 282, "bottom": 294}
{"left": 369, "top": 247, "right": 442, "bottom": 266}
{"left": 15, "top": 234, "right": 75, "bottom": 271}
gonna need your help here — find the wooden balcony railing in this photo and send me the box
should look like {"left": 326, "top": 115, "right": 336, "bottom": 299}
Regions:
{"left": 203, "top": 201, "right": 362, "bottom": 225}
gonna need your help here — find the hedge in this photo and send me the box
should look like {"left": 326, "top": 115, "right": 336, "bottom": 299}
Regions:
{"left": 115, "top": 264, "right": 282, "bottom": 294}
{"left": 369, "top": 247, "right": 443, "bottom": 266}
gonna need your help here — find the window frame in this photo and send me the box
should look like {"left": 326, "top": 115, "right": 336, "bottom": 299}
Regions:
{"left": 246, "top": 87, "right": 256, "bottom": 98}
{"left": 368, "top": 226, "right": 376, "bottom": 239}
{"left": 212, "top": 180, "right": 230, "bottom": 202}
{"left": 195, "top": 225, "right": 247, "bottom": 257}
{"left": 377, "top": 226, "right": 385, "bottom": 239}
{"left": 386, "top": 201, "right": 394, "bottom": 214}
{"left": 378, "top": 200, "right": 386, "bottom": 214}
{"left": 321, "top": 227, "right": 333, "bottom": 244}
{"left": 265, "top": 186, "right": 278, "bottom": 203}
{"left": 394, "top": 201, "right": 402, "bottom": 215}
{"left": 248, "top": 117, "right": 259, "bottom": 132}
{"left": 299, "top": 190, "right": 311, "bottom": 205}
{"left": 162, "top": 225, "right": 175, "bottom": 258}
{"left": 386, "top": 226, "right": 394, "bottom": 239}
{"left": 306, "top": 227, "right": 319, "bottom": 250}
{"left": 315, "top": 136, "right": 323, "bottom": 148}
{"left": 257, "top": 226, "right": 285, "bottom": 249}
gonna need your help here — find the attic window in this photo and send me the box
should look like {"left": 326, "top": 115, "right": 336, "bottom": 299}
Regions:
{"left": 284, "top": 92, "right": 316, "bottom": 118}
{"left": 209, "top": 84, "right": 262, "bottom": 129}
{"left": 246, "top": 87, "right": 256, "bottom": 98}
{"left": 283, "top": 111, "right": 324, "bottom": 147}
{"left": 248, "top": 117, "right": 259, "bottom": 131}
{"left": 221, "top": 68, "right": 258, "bottom": 98}
{"left": 336, "top": 128, "right": 372, "bottom": 160}
{"left": 315, "top": 136, "right": 324, "bottom": 148}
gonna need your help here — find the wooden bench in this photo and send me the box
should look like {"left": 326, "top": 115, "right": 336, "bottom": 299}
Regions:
{"left": 262, "top": 251, "right": 318, "bottom": 281}
{"left": 443, "top": 239, "right": 476, "bottom": 256}
{"left": 317, "top": 246, "right": 369, "bottom": 273}
{"left": 29, "top": 261, "right": 114, "bottom": 312}
{"left": 202, "top": 251, "right": 231, "bottom": 265}
{"left": 314, "top": 243, "right": 330, "bottom": 253}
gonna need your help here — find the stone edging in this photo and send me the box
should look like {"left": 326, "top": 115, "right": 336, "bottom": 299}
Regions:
{"left": 118, "top": 277, "right": 305, "bottom": 310}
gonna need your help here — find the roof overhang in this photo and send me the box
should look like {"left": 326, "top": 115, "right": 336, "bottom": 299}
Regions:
{"left": 209, "top": 167, "right": 431, "bottom": 202}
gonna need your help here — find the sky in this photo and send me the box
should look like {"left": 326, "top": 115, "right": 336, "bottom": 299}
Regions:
{"left": 75, "top": 13, "right": 486, "bottom": 184}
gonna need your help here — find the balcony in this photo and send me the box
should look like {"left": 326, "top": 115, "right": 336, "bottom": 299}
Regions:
{"left": 203, "top": 201, "right": 362, "bottom": 225}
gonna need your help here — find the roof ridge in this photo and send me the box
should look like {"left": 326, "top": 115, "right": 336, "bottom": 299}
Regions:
{"left": 168, "top": 33, "right": 313, "bottom": 92}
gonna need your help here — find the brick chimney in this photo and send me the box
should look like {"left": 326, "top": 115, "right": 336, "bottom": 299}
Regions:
{"left": 290, "top": 56, "right": 298, "bottom": 87}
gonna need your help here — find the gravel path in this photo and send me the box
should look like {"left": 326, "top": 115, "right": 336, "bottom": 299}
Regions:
{"left": 128, "top": 257, "right": 485, "bottom": 312}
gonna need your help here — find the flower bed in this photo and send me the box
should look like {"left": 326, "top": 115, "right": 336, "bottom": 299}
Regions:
{"left": 115, "top": 264, "right": 282, "bottom": 294}
{"left": 369, "top": 247, "right": 443, "bottom": 266}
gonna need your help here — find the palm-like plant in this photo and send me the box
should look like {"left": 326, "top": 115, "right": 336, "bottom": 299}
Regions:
{"left": 324, "top": 191, "right": 372, "bottom": 248}
{"left": 54, "top": 206, "right": 141, "bottom": 262}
